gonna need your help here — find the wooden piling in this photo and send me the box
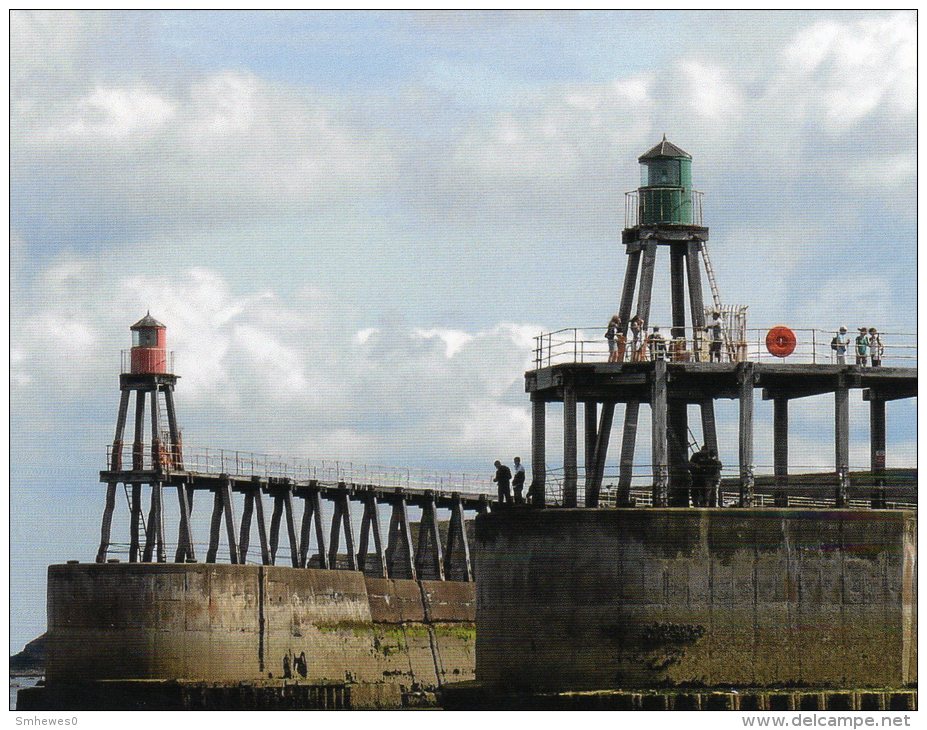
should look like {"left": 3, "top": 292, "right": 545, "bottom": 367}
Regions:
{"left": 531, "top": 397, "right": 546, "bottom": 506}
{"left": 870, "top": 397, "right": 887, "bottom": 508}
{"left": 617, "top": 249, "right": 641, "bottom": 334}
{"left": 415, "top": 491, "right": 445, "bottom": 580}
{"left": 617, "top": 401, "right": 639, "bottom": 507}
{"left": 774, "top": 397, "right": 789, "bottom": 507}
{"left": 563, "top": 382, "right": 578, "bottom": 507}
{"left": 444, "top": 494, "right": 473, "bottom": 582}
{"left": 739, "top": 363, "right": 755, "bottom": 507}
{"left": 221, "top": 477, "right": 239, "bottom": 565}
{"left": 835, "top": 377, "right": 850, "bottom": 506}
{"left": 252, "top": 477, "right": 271, "bottom": 565}
{"left": 206, "top": 489, "right": 223, "bottom": 563}
{"left": 651, "top": 359, "right": 668, "bottom": 506}
{"left": 583, "top": 401, "right": 598, "bottom": 504}
{"left": 587, "top": 401, "right": 615, "bottom": 507}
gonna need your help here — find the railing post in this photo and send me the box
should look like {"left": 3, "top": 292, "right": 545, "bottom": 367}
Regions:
{"left": 812, "top": 329, "right": 817, "bottom": 364}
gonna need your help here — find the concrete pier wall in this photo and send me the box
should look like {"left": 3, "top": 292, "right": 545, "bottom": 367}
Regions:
{"left": 46, "top": 564, "right": 474, "bottom": 696}
{"left": 474, "top": 508, "right": 916, "bottom": 692}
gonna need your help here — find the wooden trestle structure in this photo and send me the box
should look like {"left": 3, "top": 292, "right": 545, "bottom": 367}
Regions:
{"left": 96, "top": 373, "right": 483, "bottom": 581}
{"left": 526, "top": 359, "right": 916, "bottom": 510}
{"left": 525, "top": 223, "right": 917, "bottom": 510}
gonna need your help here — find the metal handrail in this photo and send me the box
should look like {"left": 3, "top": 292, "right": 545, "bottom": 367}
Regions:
{"left": 105, "top": 444, "right": 499, "bottom": 497}
{"left": 624, "top": 189, "right": 704, "bottom": 228}
{"left": 120, "top": 349, "right": 176, "bottom": 375}
{"left": 533, "top": 326, "right": 916, "bottom": 368}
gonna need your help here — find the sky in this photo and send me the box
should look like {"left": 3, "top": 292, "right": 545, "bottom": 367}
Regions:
{"left": 8, "top": 10, "right": 917, "bottom": 654}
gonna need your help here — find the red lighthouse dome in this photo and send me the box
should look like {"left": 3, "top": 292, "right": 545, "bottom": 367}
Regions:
{"left": 129, "top": 312, "right": 167, "bottom": 374}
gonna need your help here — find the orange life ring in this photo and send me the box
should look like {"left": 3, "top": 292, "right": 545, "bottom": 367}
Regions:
{"left": 766, "top": 326, "right": 796, "bottom": 358}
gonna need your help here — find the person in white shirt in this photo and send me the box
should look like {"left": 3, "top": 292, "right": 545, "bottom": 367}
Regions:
{"left": 512, "top": 457, "right": 526, "bottom": 504}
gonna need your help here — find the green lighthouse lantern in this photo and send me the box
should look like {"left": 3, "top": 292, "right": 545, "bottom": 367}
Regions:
{"left": 637, "top": 135, "right": 695, "bottom": 225}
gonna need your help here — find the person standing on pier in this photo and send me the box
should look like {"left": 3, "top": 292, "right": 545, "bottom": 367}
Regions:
{"left": 855, "top": 327, "right": 870, "bottom": 366}
{"left": 832, "top": 326, "right": 849, "bottom": 364}
{"left": 707, "top": 310, "right": 724, "bottom": 362}
{"left": 493, "top": 460, "right": 513, "bottom": 505}
{"left": 688, "top": 446, "right": 710, "bottom": 507}
{"left": 630, "top": 316, "right": 645, "bottom": 362}
{"left": 647, "top": 326, "right": 667, "bottom": 361}
{"left": 869, "top": 328, "right": 884, "bottom": 367}
{"left": 605, "top": 316, "right": 622, "bottom": 362}
{"left": 512, "top": 457, "right": 526, "bottom": 503}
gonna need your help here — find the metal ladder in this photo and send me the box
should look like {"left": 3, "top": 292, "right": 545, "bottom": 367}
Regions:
{"left": 700, "top": 241, "right": 737, "bottom": 360}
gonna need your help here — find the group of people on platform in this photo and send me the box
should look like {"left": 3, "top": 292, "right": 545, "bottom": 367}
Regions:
{"left": 490, "top": 449, "right": 725, "bottom": 508}
{"left": 605, "top": 311, "right": 725, "bottom": 364}
{"left": 831, "top": 326, "right": 884, "bottom": 367}
{"left": 493, "top": 457, "right": 529, "bottom": 506}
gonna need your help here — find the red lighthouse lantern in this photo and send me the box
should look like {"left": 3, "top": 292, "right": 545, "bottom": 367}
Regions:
{"left": 130, "top": 312, "right": 168, "bottom": 374}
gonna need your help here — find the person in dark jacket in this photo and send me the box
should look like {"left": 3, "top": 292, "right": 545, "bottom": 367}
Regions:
{"left": 493, "top": 460, "right": 513, "bottom": 505}
{"left": 688, "top": 446, "right": 710, "bottom": 507}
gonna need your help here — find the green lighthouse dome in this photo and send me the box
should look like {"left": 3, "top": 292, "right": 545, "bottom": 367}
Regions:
{"left": 636, "top": 135, "right": 695, "bottom": 225}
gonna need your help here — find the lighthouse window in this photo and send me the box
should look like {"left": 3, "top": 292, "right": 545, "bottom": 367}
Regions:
{"left": 133, "top": 330, "right": 157, "bottom": 347}
{"left": 642, "top": 159, "right": 680, "bottom": 187}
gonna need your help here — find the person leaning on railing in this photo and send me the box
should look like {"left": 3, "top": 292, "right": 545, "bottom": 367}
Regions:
{"left": 869, "top": 328, "right": 883, "bottom": 367}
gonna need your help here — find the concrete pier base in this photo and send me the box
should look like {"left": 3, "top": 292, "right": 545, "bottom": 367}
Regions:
{"left": 33, "top": 563, "right": 475, "bottom": 709}
{"left": 474, "top": 508, "right": 916, "bottom": 693}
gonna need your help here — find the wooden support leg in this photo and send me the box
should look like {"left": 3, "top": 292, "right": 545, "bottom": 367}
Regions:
{"left": 563, "top": 383, "right": 578, "bottom": 507}
{"left": 299, "top": 492, "right": 314, "bottom": 569}
{"left": 311, "top": 487, "right": 328, "bottom": 569}
{"left": 583, "top": 401, "right": 598, "bottom": 504}
{"left": 356, "top": 492, "right": 386, "bottom": 576}
{"left": 870, "top": 398, "right": 887, "bottom": 508}
{"left": 154, "top": 482, "right": 166, "bottom": 563}
{"left": 97, "top": 390, "right": 131, "bottom": 563}
{"left": 150, "top": 387, "right": 162, "bottom": 473}
{"left": 617, "top": 249, "right": 642, "bottom": 334}
{"left": 282, "top": 480, "right": 299, "bottom": 568}
{"left": 221, "top": 478, "right": 239, "bottom": 564}
{"left": 132, "top": 390, "right": 146, "bottom": 471}
{"left": 531, "top": 397, "right": 546, "bottom": 506}
{"left": 142, "top": 488, "right": 155, "bottom": 561}
{"left": 163, "top": 387, "right": 183, "bottom": 469}
{"left": 386, "top": 495, "right": 416, "bottom": 580}
{"left": 700, "top": 399, "right": 720, "bottom": 506}
{"left": 328, "top": 484, "right": 357, "bottom": 570}
{"left": 206, "top": 489, "right": 223, "bottom": 563}
{"left": 96, "top": 482, "right": 119, "bottom": 563}
{"left": 268, "top": 491, "right": 284, "bottom": 565}
{"left": 239, "top": 491, "right": 254, "bottom": 564}
{"left": 686, "top": 241, "right": 707, "bottom": 361}
{"left": 774, "top": 397, "right": 789, "bottom": 507}
{"left": 587, "top": 401, "right": 615, "bottom": 507}
{"left": 142, "top": 485, "right": 160, "bottom": 562}
{"left": 617, "top": 401, "right": 639, "bottom": 507}
{"left": 667, "top": 399, "right": 689, "bottom": 507}
{"left": 651, "top": 360, "right": 668, "bottom": 507}
{"left": 129, "top": 484, "right": 141, "bottom": 563}
{"left": 739, "top": 363, "right": 756, "bottom": 507}
{"left": 341, "top": 491, "right": 357, "bottom": 570}
{"left": 444, "top": 495, "right": 473, "bottom": 582}
{"left": 367, "top": 494, "right": 386, "bottom": 577}
{"left": 252, "top": 478, "right": 271, "bottom": 565}
{"left": 175, "top": 480, "right": 195, "bottom": 562}
{"left": 835, "top": 378, "right": 850, "bottom": 507}
{"left": 635, "top": 243, "right": 658, "bottom": 325}
{"left": 670, "top": 244, "right": 687, "bottom": 342}
{"left": 110, "top": 389, "right": 131, "bottom": 470}
{"left": 415, "top": 492, "right": 445, "bottom": 580}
